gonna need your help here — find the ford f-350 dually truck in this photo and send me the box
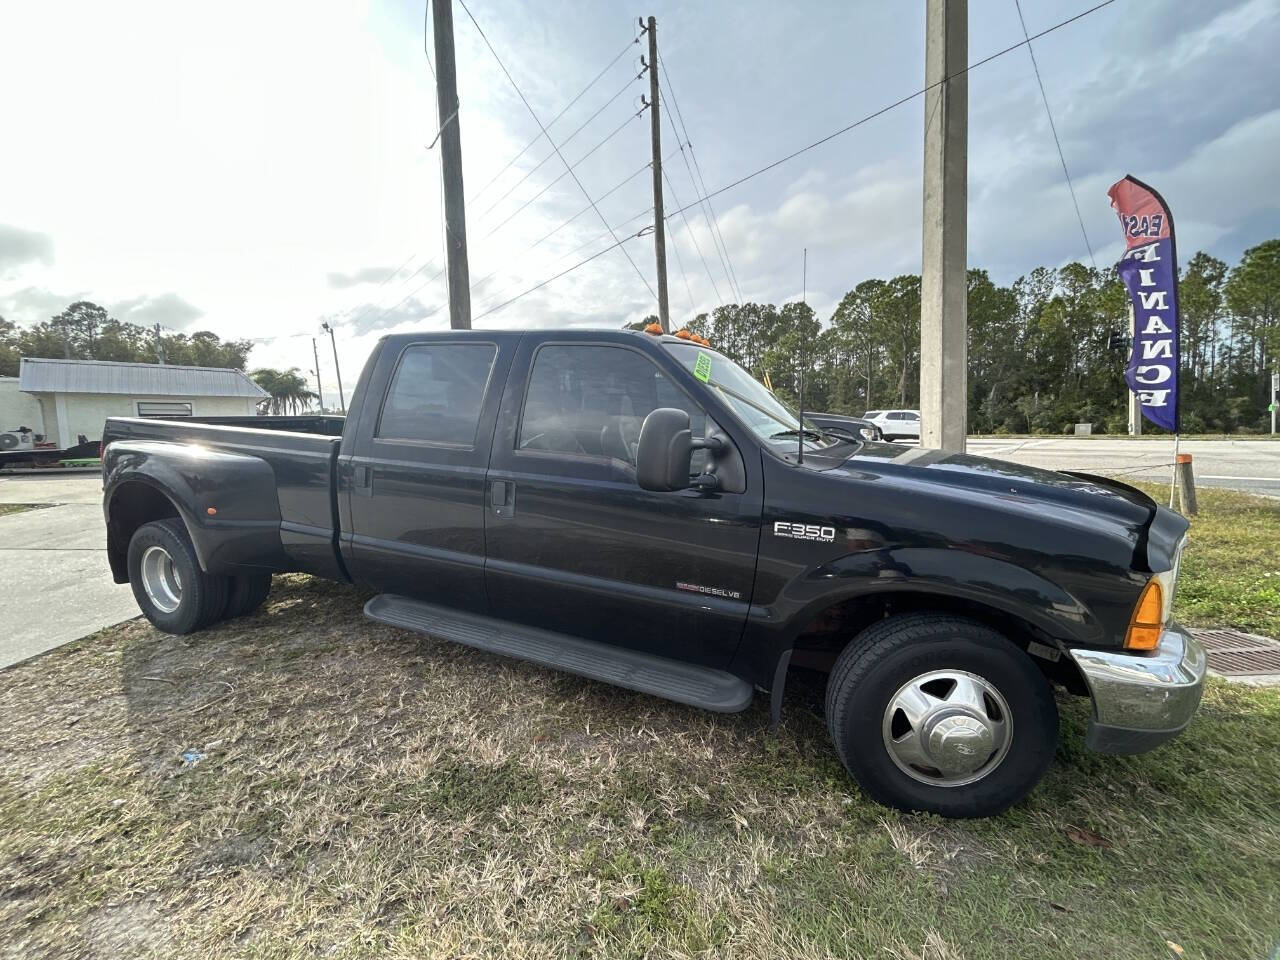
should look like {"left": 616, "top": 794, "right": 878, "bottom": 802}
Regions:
{"left": 101, "top": 328, "right": 1204, "bottom": 817}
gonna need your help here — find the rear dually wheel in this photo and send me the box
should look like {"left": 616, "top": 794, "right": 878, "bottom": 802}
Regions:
{"left": 127, "top": 519, "right": 228, "bottom": 634}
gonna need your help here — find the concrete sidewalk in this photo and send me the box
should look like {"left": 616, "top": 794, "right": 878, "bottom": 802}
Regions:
{"left": 0, "top": 474, "right": 139, "bottom": 669}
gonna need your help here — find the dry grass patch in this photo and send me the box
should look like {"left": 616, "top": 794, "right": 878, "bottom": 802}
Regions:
{"left": 1, "top": 574, "right": 1277, "bottom": 959}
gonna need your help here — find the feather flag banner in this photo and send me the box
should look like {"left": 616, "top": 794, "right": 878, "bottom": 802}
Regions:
{"left": 1108, "top": 175, "right": 1179, "bottom": 432}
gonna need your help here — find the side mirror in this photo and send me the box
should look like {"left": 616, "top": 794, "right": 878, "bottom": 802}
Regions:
{"left": 636, "top": 407, "right": 692, "bottom": 491}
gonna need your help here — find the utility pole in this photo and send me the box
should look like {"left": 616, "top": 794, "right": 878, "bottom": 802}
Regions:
{"left": 431, "top": 0, "right": 471, "bottom": 329}
{"left": 645, "top": 15, "right": 671, "bottom": 333}
{"left": 311, "top": 338, "right": 325, "bottom": 413}
{"left": 154, "top": 323, "right": 168, "bottom": 364}
{"left": 919, "top": 0, "right": 967, "bottom": 452}
{"left": 321, "top": 321, "right": 346, "bottom": 413}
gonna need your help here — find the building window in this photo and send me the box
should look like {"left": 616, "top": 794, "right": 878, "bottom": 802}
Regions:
{"left": 137, "top": 401, "right": 193, "bottom": 418}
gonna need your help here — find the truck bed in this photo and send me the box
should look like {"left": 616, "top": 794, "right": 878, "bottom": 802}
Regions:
{"left": 102, "top": 416, "right": 345, "bottom": 580}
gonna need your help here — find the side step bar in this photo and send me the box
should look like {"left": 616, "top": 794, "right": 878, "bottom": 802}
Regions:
{"left": 364, "top": 594, "right": 754, "bottom": 713}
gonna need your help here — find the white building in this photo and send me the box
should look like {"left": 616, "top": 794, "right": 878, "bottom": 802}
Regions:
{"left": 3, "top": 358, "right": 268, "bottom": 448}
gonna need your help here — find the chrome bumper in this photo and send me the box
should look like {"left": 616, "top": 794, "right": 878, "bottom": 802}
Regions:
{"left": 1068, "top": 622, "right": 1206, "bottom": 755}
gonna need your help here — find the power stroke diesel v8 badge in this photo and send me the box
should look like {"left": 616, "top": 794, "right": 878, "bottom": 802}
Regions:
{"left": 773, "top": 521, "right": 836, "bottom": 542}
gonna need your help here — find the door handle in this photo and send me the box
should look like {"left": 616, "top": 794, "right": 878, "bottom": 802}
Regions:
{"left": 354, "top": 464, "right": 373, "bottom": 497}
{"left": 491, "top": 480, "right": 514, "bottom": 518}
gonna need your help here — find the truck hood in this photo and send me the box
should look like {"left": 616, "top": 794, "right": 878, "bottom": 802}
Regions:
{"left": 830, "top": 441, "right": 1158, "bottom": 529}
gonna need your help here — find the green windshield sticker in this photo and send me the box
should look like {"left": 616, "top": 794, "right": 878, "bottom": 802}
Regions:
{"left": 693, "top": 352, "right": 712, "bottom": 383}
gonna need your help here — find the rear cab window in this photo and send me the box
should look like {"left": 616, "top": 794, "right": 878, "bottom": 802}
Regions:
{"left": 377, "top": 343, "right": 497, "bottom": 446}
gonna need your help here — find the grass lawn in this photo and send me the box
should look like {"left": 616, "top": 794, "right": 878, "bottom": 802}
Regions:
{"left": 0, "top": 489, "right": 1277, "bottom": 959}
{"left": 1136, "top": 483, "right": 1280, "bottom": 638}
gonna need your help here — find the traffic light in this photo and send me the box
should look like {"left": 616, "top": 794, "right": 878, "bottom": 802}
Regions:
{"left": 1107, "top": 330, "right": 1128, "bottom": 351}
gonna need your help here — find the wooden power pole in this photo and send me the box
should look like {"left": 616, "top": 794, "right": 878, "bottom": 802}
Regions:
{"left": 431, "top": 0, "right": 471, "bottom": 329}
{"left": 919, "top": 0, "right": 967, "bottom": 451}
{"left": 645, "top": 15, "right": 671, "bottom": 332}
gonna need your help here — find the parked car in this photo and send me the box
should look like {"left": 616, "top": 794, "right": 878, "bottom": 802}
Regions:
{"left": 805, "top": 412, "right": 882, "bottom": 443}
{"left": 101, "top": 329, "right": 1203, "bottom": 818}
{"left": 863, "top": 409, "right": 921, "bottom": 441}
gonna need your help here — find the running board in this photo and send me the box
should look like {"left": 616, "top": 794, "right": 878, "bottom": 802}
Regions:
{"left": 364, "top": 594, "right": 754, "bottom": 713}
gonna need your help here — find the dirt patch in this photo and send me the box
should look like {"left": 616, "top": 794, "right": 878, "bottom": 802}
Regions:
{"left": 82, "top": 901, "right": 172, "bottom": 960}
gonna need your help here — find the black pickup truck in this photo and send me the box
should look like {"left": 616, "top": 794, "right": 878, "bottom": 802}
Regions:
{"left": 101, "top": 328, "right": 1205, "bottom": 817}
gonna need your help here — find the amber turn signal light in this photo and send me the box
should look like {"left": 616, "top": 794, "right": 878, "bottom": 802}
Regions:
{"left": 1124, "top": 579, "right": 1164, "bottom": 651}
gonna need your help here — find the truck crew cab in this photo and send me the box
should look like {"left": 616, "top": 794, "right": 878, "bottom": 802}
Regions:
{"left": 102, "top": 328, "right": 1205, "bottom": 818}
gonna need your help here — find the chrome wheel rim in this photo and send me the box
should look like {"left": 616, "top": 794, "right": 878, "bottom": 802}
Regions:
{"left": 140, "top": 545, "right": 183, "bottom": 614}
{"left": 881, "top": 669, "right": 1012, "bottom": 787}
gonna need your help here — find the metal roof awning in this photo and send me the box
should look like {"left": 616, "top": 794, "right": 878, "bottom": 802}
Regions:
{"left": 17, "top": 357, "right": 268, "bottom": 399}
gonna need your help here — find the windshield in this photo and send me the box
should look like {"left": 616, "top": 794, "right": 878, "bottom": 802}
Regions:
{"left": 664, "top": 342, "right": 848, "bottom": 451}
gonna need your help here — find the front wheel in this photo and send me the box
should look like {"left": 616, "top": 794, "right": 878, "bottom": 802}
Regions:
{"left": 127, "top": 519, "right": 228, "bottom": 634}
{"left": 825, "top": 613, "right": 1058, "bottom": 818}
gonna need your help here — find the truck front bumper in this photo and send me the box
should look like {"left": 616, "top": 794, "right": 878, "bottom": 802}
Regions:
{"left": 1068, "top": 622, "right": 1206, "bottom": 756}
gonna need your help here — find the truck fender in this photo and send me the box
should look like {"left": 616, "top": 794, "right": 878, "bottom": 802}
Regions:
{"left": 753, "top": 546, "right": 1101, "bottom": 726}
{"left": 103, "top": 440, "right": 288, "bottom": 580}
{"left": 796, "top": 546, "right": 1100, "bottom": 647}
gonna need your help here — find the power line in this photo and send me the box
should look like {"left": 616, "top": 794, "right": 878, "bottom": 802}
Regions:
{"left": 660, "top": 65, "right": 743, "bottom": 303}
{"left": 458, "top": 0, "right": 658, "bottom": 303}
{"left": 478, "top": 69, "right": 646, "bottom": 220}
{"left": 338, "top": 90, "right": 642, "bottom": 334}
{"left": 663, "top": 191, "right": 697, "bottom": 316}
{"left": 664, "top": 0, "right": 1117, "bottom": 223}
{"left": 662, "top": 166, "right": 724, "bottom": 304}
{"left": 472, "top": 202, "right": 655, "bottom": 315}
{"left": 427, "top": 0, "right": 1121, "bottom": 332}
{"left": 470, "top": 155, "right": 659, "bottom": 297}
{"left": 474, "top": 226, "right": 653, "bottom": 321}
{"left": 480, "top": 105, "right": 648, "bottom": 241}
{"left": 467, "top": 37, "right": 639, "bottom": 205}
{"left": 1013, "top": 0, "right": 1097, "bottom": 269}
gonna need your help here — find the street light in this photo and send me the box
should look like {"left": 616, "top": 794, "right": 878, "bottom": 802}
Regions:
{"left": 320, "top": 321, "right": 347, "bottom": 414}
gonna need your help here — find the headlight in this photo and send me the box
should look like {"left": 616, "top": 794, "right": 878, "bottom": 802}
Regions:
{"left": 859, "top": 426, "right": 874, "bottom": 440}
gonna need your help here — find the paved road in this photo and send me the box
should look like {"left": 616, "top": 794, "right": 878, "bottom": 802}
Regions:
{"left": 0, "top": 473, "right": 139, "bottom": 669}
{"left": 963, "top": 437, "right": 1280, "bottom": 497}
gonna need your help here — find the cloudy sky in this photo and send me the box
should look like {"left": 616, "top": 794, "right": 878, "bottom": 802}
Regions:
{"left": 1, "top": 0, "right": 1277, "bottom": 408}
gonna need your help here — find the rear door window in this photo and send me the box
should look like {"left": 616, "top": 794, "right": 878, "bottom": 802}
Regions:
{"left": 377, "top": 343, "right": 497, "bottom": 445}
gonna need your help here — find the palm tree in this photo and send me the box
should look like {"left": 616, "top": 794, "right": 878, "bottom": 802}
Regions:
{"left": 250, "top": 367, "right": 318, "bottom": 415}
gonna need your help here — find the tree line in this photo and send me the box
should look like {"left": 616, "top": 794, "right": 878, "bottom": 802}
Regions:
{"left": 664, "top": 238, "right": 1279, "bottom": 434}
{"left": 5, "top": 239, "right": 1278, "bottom": 432}
{"left": 0, "top": 301, "right": 253, "bottom": 375}
{"left": 0, "top": 300, "right": 320, "bottom": 413}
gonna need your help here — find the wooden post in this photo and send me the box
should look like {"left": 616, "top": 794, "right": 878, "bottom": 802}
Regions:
{"left": 432, "top": 0, "right": 472, "bottom": 329}
{"left": 646, "top": 16, "right": 670, "bottom": 333}
{"left": 1175, "top": 453, "right": 1197, "bottom": 516}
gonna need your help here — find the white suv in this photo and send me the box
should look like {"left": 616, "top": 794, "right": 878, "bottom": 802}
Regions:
{"left": 863, "top": 409, "right": 920, "bottom": 441}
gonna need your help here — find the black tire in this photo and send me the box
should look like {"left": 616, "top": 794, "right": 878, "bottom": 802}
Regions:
{"left": 224, "top": 573, "right": 272, "bottom": 619}
{"left": 825, "top": 613, "right": 1058, "bottom": 818}
{"left": 127, "top": 518, "right": 229, "bottom": 635}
